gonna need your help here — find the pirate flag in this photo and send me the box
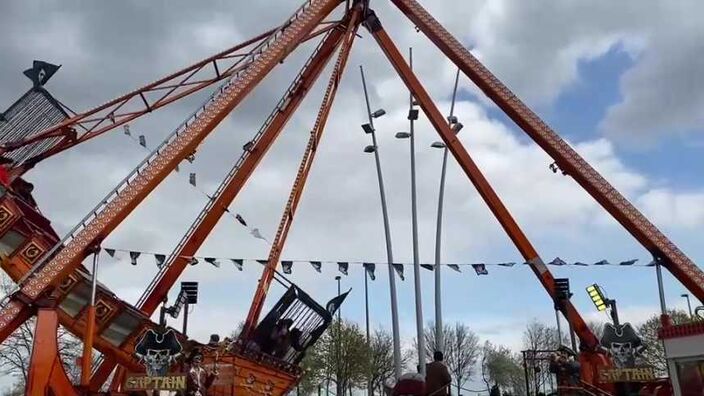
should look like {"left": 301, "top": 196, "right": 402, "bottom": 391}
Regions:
{"left": 310, "top": 261, "right": 322, "bottom": 273}
{"left": 392, "top": 263, "right": 405, "bottom": 280}
{"left": 23, "top": 60, "right": 61, "bottom": 87}
{"left": 130, "top": 251, "right": 141, "bottom": 266}
{"left": 281, "top": 260, "right": 293, "bottom": 274}
{"left": 325, "top": 289, "right": 351, "bottom": 316}
{"left": 363, "top": 263, "right": 376, "bottom": 280}
{"left": 337, "top": 262, "right": 349, "bottom": 275}
{"left": 471, "top": 264, "right": 488, "bottom": 275}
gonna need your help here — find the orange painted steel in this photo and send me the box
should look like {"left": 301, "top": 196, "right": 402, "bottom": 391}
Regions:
{"left": 138, "top": 22, "right": 349, "bottom": 317}
{"left": 365, "top": 13, "right": 601, "bottom": 352}
{"left": 80, "top": 304, "right": 96, "bottom": 386}
{"left": 243, "top": 6, "right": 361, "bottom": 337}
{"left": 88, "top": 20, "right": 351, "bottom": 389}
{"left": 25, "top": 307, "right": 78, "bottom": 396}
{"left": 0, "top": 0, "right": 345, "bottom": 341}
{"left": 391, "top": 0, "right": 704, "bottom": 304}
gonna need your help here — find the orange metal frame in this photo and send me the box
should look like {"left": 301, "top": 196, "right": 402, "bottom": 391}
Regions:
{"left": 0, "top": 0, "right": 700, "bottom": 394}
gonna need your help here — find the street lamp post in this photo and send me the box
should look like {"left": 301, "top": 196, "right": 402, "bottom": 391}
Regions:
{"left": 682, "top": 293, "right": 693, "bottom": 318}
{"left": 431, "top": 68, "right": 461, "bottom": 352}
{"left": 360, "top": 65, "right": 403, "bottom": 379}
{"left": 397, "top": 47, "right": 426, "bottom": 376}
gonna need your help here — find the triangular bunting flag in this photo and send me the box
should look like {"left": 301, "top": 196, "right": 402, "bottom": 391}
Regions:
{"left": 618, "top": 259, "right": 637, "bottom": 266}
{"left": 498, "top": 262, "right": 515, "bottom": 267}
{"left": 421, "top": 264, "right": 434, "bottom": 271}
{"left": 231, "top": 259, "right": 243, "bottom": 271}
{"left": 256, "top": 259, "right": 268, "bottom": 266}
{"left": 594, "top": 260, "right": 610, "bottom": 266}
{"left": 337, "top": 262, "right": 349, "bottom": 276}
{"left": 310, "top": 261, "right": 322, "bottom": 273}
{"left": 138, "top": 135, "right": 146, "bottom": 147}
{"left": 123, "top": 125, "right": 131, "bottom": 136}
{"left": 235, "top": 214, "right": 248, "bottom": 227}
{"left": 129, "top": 251, "right": 141, "bottom": 266}
{"left": 645, "top": 260, "right": 656, "bottom": 267}
{"left": 447, "top": 264, "right": 461, "bottom": 273}
{"left": 281, "top": 260, "right": 293, "bottom": 274}
{"left": 574, "top": 262, "right": 589, "bottom": 266}
{"left": 105, "top": 248, "right": 116, "bottom": 258}
{"left": 363, "top": 263, "right": 376, "bottom": 280}
{"left": 392, "top": 263, "right": 405, "bottom": 281}
{"left": 204, "top": 257, "right": 220, "bottom": 268}
{"left": 154, "top": 254, "right": 166, "bottom": 268}
{"left": 188, "top": 257, "right": 199, "bottom": 266}
{"left": 471, "top": 264, "right": 488, "bottom": 275}
{"left": 189, "top": 173, "right": 196, "bottom": 187}
{"left": 549, "top": 257, "right": 567, "bottom": 266}
{"left": 251, "top": 228, "right": 268, "bottom": 242}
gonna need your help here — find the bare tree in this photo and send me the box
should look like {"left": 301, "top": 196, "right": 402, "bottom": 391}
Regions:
{"left": 367, "top": 328, "right": 405, "bottom": 394}
{"left": 0, "top": 275, "right": 83, "bottom": 389}
{"left": 423, "top": 322, "right": 480, "bottom": 395}
{"left": 522, "top": 320, "right": 561, "bottom": 394}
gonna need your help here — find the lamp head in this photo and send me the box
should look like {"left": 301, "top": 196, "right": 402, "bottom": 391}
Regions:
{"left": 395, "top": 132, "right": 411, "bottom": 139}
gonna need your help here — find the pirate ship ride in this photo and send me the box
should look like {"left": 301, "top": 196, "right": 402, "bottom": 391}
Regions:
{"left": 0, "top": 0, "right": 703, "bottom": 395}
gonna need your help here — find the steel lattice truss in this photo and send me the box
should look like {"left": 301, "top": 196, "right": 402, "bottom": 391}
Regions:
{"left": 0, "top": 0, "right": 700, "bottom": 394}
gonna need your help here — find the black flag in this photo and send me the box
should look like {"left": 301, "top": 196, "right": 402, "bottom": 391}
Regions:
{"left": 363, "top": 263, "right": 376, "bottom": 280}
{"left": 325, "top": 289, "right": 351, "bottom": 316}
{"left": 256, "top": 259, "right": 268, "bottom": 266}
{"left": 310, "top": 261, "right": 322, "bottom": 273}
{"left": 23, "top": 60, "right": 60, "bottom": 87}
{"left": 231, "top": 259, "right": 243, "bottom": 271}
{"left": 188, "top": 257, "right": 199, "bottom": 266}
{"left": 105, "top": 248, "right": 116, "bottom": 258}
{"left": 392, "top": 263, "right": 404, "bottom": 281}
{"left": 337, "top": 262, "right": 349, "bottom": 276}
{"left": 447, "top": 264, "right": 461, "bottom": 273}
{"left": 154, "top": 254, "right": 166, "bottom": 268}
{"left": 204, "top": 257, "right": 220, "bottom": 268}
{"left": 471, "top": 264, "right": 488, "bottom": 275}
{"left": 139, "top": 135, "right": 147, "bottom": 147}
{"left": 549, "top": 257, "right": 567, "bottom": 266}
{"left": 281, "top": 260, "right": 293, "bottom": 274}
{"left": 130, "top": 251, "right": 141, "bottom": 266}
{"left": 421, "top": 264, "right": 434, "bottom": 271}
{"left": 619, "top": 259, "right": 638, "bottom": 266}
{"left": 189, "top": 173, "right": 196, "bottom": 187}
{"left": 235, "top": 214, "right": 248, "bottom": 227}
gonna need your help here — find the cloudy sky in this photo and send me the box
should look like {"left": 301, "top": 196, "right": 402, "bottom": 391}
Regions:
{"left": 1, "top": 0, "right": 703, "bottom": 390}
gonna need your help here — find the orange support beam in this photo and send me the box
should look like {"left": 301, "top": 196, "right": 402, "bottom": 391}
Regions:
{"left": 364, "top": 11, "right": 602, "bottom": 349}
{"left": 25, "top": 307, "right": 78, "bottom": 396}
{"left": 0, "top": 0, "right": 345, "bottom": 342}
{"left": 244, "top": 6, "right": 361, "bottom": 336}
{"left": 89, "top": 18, "right": 351, "bottom": 391}
{"left": 391, "top": 0, "right": 704, "bottom": 303}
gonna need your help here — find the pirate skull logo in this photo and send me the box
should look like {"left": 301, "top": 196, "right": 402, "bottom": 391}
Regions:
{"left": 134, "top": 329, "right": 183, "bottom": 376}
{"left": 600, "top": 323, "right": 645, "bottom": 368}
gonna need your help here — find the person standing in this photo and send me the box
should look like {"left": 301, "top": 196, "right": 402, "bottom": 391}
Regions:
{"left": 425, "top": 351, "right": 452, "bottom": 396}
{"left": 185, "top": 349, "right": 218, "bottom": 396}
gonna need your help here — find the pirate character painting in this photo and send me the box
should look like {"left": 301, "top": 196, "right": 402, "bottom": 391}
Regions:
{"left": 134, "top": 328, "right": 183, "bottom": 376}
{"left": 600, "top": 323, "right": 646, "bottom": 368}
{"left": 186, "top": 348, "right": 219, "bottom": 396}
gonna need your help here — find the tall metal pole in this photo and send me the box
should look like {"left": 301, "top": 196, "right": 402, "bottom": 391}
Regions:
{"left": 80, "top": 251, "right": 100, "bottom": 386}
{"left": 183, "top": 302, "right": 189, "bottom": 336}
{"left": 656, "top": 260, "right": 668, "bottom": 315}
{"left": 365, "top": 270, "right": 372, "bottom": 396}
{"left": 554, "top": 305, "right": 563, "bottom": 347}
{"left": 360, "top": 65, "right": 402, "bottom": 378}
{"left": 409, "top": 47, "right": 426, "bottom": 376}
{"left": 434, "top": 68, "right": 459, "bottom": 351}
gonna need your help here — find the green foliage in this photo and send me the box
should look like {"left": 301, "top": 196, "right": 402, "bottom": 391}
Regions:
{"left": 483, "top": 342, "right": 525, "bottom": 395}
{"left": 300, "top": 320, "right": 370, "bottom": 395}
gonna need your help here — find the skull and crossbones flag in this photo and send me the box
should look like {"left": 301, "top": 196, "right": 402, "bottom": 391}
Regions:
{"left": 471, "top": 264, "right": 488, "bottom": 275}
{"left": 338, "top": 262, "right": 349, "bottom": 275}
{"left": 23, "top": 60, "right": 60, "bottom": 87}
{"left": 129, "top": 251, "right": 141, "bottom": 266}
{"left": 154, "top": 254, "right": 166, "bottom": 268}
{"left": 310, "top": 261, "right": 322, "bottom": 273}
{"left": 281, "top": 260, "right": 293, "bottom": 274}
{"left": 392, "top": 263, "right": 405, "bottom": 280}
{"left": 363, "top": 263, "right": 376, "bottom": 280}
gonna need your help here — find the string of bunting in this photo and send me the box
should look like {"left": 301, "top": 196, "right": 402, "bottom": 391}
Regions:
{"left": 101, "top": 247, "right": 649, "bottom": 278}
